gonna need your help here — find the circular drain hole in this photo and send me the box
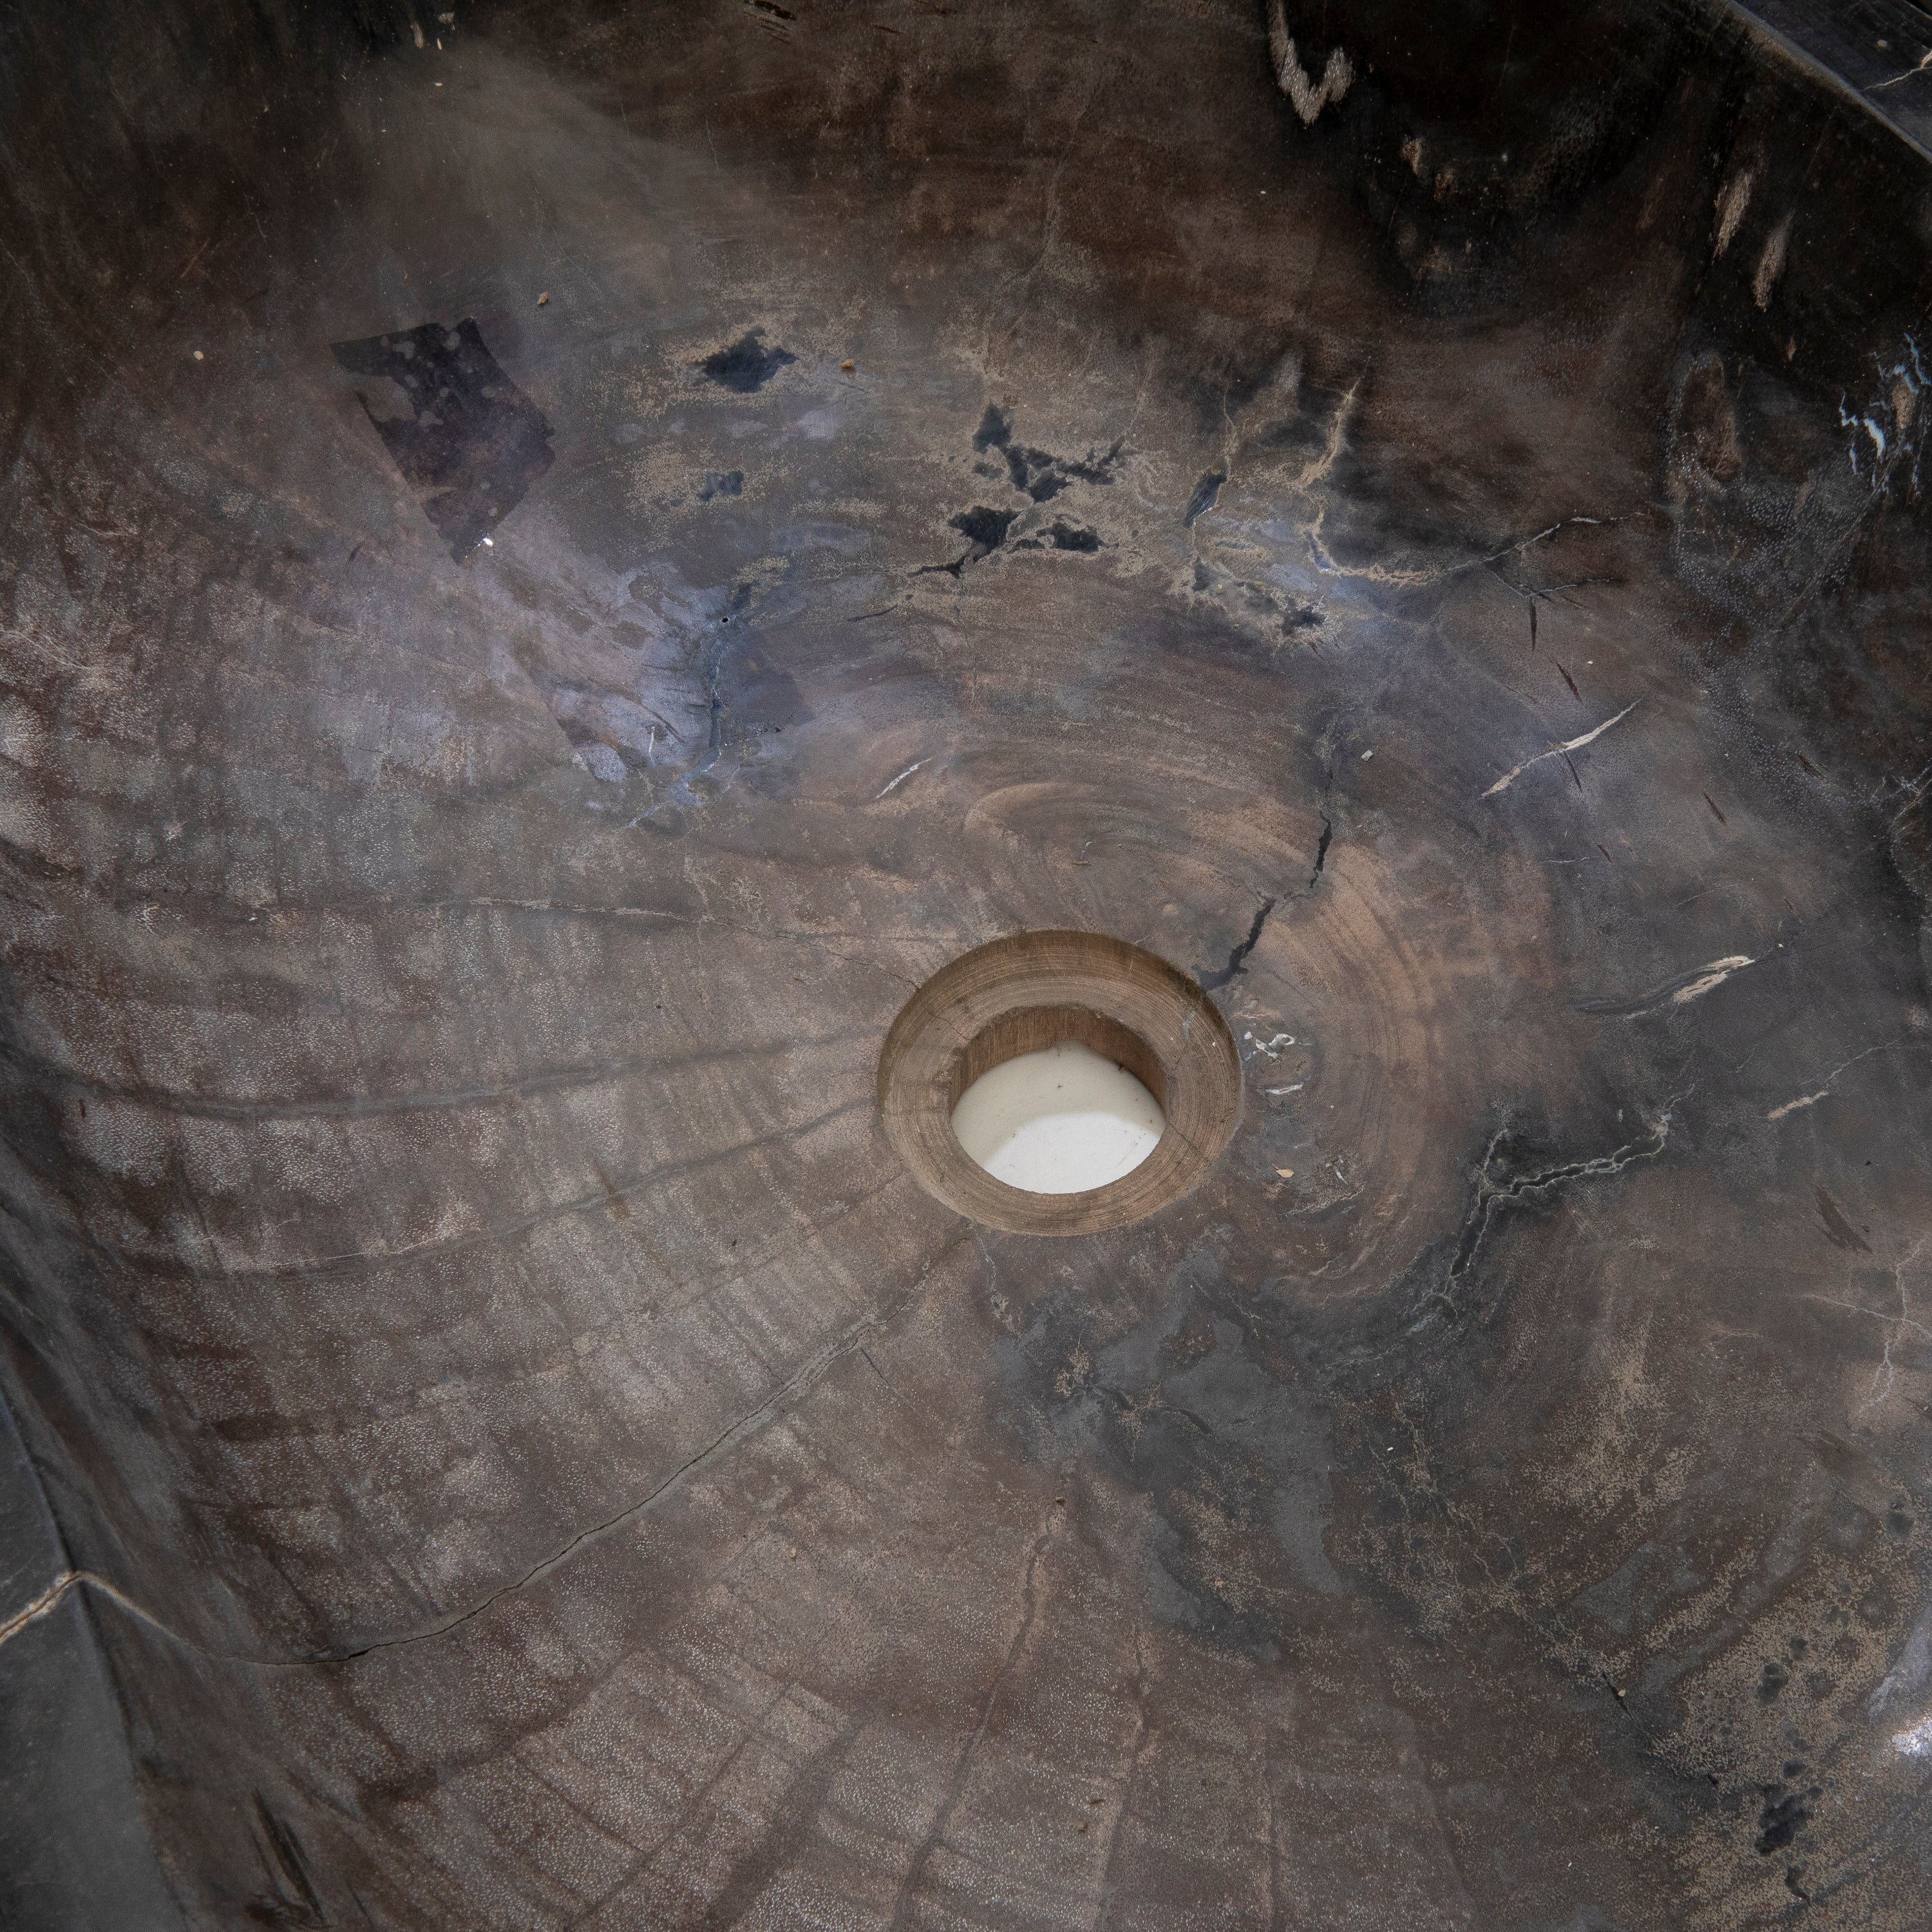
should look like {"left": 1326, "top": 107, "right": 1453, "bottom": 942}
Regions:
{"left": 952, "top": 1021, "right": 1167, "bottom": 1195}
{"left": 878, "top": 932, "right": 1242, "bottom": 1236}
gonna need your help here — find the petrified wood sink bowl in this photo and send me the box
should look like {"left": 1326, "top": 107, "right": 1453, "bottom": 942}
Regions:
{"left": 4, "top": 1, "right": 1932, "bottom": 1925}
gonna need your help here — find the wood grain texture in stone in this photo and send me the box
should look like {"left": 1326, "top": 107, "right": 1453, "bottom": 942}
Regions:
{"left": 1, "top": 0, "right": 1930, "bottom": 1926}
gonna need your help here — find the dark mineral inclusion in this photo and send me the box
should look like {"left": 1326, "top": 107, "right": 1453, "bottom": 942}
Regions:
{"left": 332, "top": 318, "right": 554, "bottom": 562}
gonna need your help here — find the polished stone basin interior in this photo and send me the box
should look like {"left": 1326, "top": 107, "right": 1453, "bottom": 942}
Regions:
{"left": 3, "top": 1, "right": 1932, "bottom": 1924}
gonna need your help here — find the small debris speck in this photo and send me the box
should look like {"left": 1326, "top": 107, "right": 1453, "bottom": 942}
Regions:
{"left": 840, "top": 358, "right": 855, "bottom": 371}
{"left": 1276, "top": 1168, "right": 1294, "bottom": 1178}
{"left": 192, "top": 350, "right": 204, "bottom": 361}
{"left": 1360, "top": 748, "right": 1374, "bottom": 759}
{"left": 536, "top": 291, "right": 549, "bottom": 307}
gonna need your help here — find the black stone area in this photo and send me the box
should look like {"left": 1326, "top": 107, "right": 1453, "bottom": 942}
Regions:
{"left": 332, "top": 318, "right": 554, "bottom": 561}
{"left": 697, "top": 329, "right": 797, "bottom": 393}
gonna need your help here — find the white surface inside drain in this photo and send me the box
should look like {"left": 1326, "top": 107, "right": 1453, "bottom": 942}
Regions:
{"left": 951, "top": 1039, "right": 1165, "bottom": 1193}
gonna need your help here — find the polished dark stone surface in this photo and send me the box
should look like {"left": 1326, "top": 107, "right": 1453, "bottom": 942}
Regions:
{"left": 3, "top": 1, "right": 1931, "bottom": 1924}
{"left": 1731, "top": 0, "right": 1932, "bottom": 158}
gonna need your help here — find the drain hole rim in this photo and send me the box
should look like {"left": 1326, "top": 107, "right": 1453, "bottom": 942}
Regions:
{"left": 878, "top": 930, "right": 1242, "bottom": 1236}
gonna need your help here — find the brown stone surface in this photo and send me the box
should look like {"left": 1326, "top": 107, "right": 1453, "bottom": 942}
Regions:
{"left": 2, "top": 1, "right": 1931, "bottom": 1925}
